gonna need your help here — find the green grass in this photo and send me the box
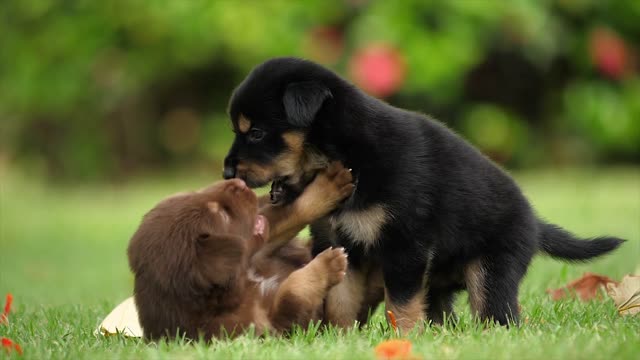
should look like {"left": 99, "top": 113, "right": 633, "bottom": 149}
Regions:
{"left": 1, "top": 166, "right": 639, "bottom": 359}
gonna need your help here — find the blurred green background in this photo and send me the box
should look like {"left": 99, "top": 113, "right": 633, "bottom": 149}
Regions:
{"left": 0, "top": 0, "right": 638, "bottom": 181}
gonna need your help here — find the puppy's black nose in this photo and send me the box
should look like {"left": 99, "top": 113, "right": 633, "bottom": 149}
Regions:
{"left": 223, "top": 166, "right": 236, "bottom": 180}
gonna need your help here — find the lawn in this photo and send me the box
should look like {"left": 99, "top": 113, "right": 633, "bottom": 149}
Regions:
{"left": 1, "top": 166, "right": 639, "bottom": 359}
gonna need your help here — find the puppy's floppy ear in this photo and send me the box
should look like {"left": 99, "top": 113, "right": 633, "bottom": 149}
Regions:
{"left": 196, "top": 234, "right": 246, "bottom": 286}
{"left": 283, "top": 81, "right": 332, "bottom": 127}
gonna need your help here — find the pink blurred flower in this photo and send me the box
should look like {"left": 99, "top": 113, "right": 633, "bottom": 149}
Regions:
{"left": 589, "top": 27, "right": 631, "bottom": 80}
{"left": 349, "top": 44, "right": 406, "bottom": 98}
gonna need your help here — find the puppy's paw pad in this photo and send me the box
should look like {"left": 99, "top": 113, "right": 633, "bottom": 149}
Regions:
{"left": 325, "top": 161, "right": 343, "bottom": 178}
{"left": 317, "top": 247, "right": 348, "bottom": 285}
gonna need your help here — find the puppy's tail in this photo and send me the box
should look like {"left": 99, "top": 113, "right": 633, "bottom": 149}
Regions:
{"left": 538, "top": 222, "right": 624, "bottom": 261}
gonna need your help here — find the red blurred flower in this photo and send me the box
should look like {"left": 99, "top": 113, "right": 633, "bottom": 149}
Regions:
{"left": 589, "top": 27, "right": 631, "bottom": 80}
{"left": 1, "top": 294, "right": 22, "bottom": 356}
{"left": 1, "top": 293, "right": 12, "bottom": 324}
{"left": 2, "top": 338, "right": 23, "bottom": 356}
{"left": 303, "top": 26, "right": 344, "bottom": 65}
{"left": 349, "top": 44, "right": 406, "bottom": 98}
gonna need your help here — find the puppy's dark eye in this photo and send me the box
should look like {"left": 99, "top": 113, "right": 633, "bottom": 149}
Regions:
{"left": 196, "top": 233, "right": 210, "bottom": 244}
{"left": 247, "top": 128, "right": 265, "bottom": 142}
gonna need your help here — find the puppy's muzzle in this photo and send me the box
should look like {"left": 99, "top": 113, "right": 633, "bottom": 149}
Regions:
{"left": 223, "top": 156, "right": 237, "bottom": 179}
{"left": 223, "top": 166, "right": 236, "bottom": 180}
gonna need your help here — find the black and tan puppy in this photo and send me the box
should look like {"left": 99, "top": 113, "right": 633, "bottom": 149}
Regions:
{"left": 222, "top": 57, "right": 625, "bottom": 330}
{"left": 128, "top": 163, "right": 354, "bottom": 340}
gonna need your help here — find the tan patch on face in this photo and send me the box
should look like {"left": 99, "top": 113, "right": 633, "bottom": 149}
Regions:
{"left": 271, "top": 131, "right": 329, "bottom": 185}
{"left": 464, "top": 258, "right": 486, "bottom": 316}
{"left": 272, "top": 155, "right": 299, "bottom": 180}
{"left": 385, "top": 289, "right": 426, "bottom": 332}
{"left": 237, "top": 161, "right": 275, "bottom": 185}
{"left": 238, "top": 115, "right": 251, "bottom": 133}
{"left": 329, "top": 205, "right": 389, "bottom": 249}
{"left": 282, "top": 132, "right": 304, "bottom": 153}
{"left": 272, "top": 132, "right": 305, "bottom": 181}
{"left": 324, "top": 268, "right": 367, "bottom": 328}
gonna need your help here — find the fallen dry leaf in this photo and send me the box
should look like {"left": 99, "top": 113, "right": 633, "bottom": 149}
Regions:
{"left": 96, "top": 297, "right": 143, "bottom": 337}
{"left": 547, "top": 272, "right": 617, "bottom": 301}
{"left": 606, "top": 274, "right": 640, "bottom": 315}
{"left": 375, "top": 339, "right": 422, "bottom": 360}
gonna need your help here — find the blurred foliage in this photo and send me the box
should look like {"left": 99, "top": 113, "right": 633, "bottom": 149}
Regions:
{"left": 0, "top": 0, "right": 638, "bottom": 180}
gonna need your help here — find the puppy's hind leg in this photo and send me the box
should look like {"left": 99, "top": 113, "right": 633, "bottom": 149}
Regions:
{"left": 425, "top": 286, "right": 458, "bottom": 326}
{"left": 381, "top": 245, "right": 429, "bottom": 332}
{"left": 270, "top": 247, "right": 348, "bottom": 332}
{"left": 464, "top": 256, "right": 527, "bottom": 326}
{"left": 324, "top": 265, "right": 368, "bottom": 329}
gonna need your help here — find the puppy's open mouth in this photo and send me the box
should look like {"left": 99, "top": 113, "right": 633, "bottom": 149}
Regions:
{"left": 269, "top": 175, "right": 313, "bottom": 205}
{"left": 254, "top": 215, "right": 267, "bottom": 237}
{"left": 269, "top": 177, "right": 288, "bottom": 205}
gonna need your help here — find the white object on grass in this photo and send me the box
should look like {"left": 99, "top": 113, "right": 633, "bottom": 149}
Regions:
{"left": 96, "top": 296, "right": 143, "bottom": 338}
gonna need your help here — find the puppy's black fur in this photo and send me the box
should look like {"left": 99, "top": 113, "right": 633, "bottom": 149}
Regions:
{"left": 223, "top": 57, "right": 624, "bottom": 327}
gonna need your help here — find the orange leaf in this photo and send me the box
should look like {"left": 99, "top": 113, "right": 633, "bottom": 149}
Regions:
{"left": 547, "top": 272, "right": 617, "bottom": 301}
{"left": 375, "top": 339, "right": 413, "bottom": 359}
{"left": 386, "top": 310, "right": 398, "bottom": 331}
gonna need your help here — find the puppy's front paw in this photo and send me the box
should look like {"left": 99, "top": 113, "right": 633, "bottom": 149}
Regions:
{"left": 323, "top": 161, "right": 356, "bottom": 202}
{"left": 297, "top": 162, "right": 355, "bottom": 221}
{"left": 315, "top": 247, "right": 348, "bottom": 287}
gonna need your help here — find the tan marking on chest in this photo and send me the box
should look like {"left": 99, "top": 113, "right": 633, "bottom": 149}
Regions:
{"left": 329, "top": 205, "right": 389, "bottom": 248}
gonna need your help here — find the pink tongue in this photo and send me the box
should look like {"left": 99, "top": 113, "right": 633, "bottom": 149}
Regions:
{"left": 254, "top": 215, "right": 266, "bottom": 236}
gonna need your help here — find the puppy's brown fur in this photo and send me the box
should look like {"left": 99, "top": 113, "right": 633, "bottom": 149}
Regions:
{"left": 128, "top": 163, "right": 354, "bottom": 340}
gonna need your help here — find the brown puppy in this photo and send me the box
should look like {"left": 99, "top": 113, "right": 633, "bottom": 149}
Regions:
{"left": 128, "top": 163, "right": 354, "bottom": 340}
